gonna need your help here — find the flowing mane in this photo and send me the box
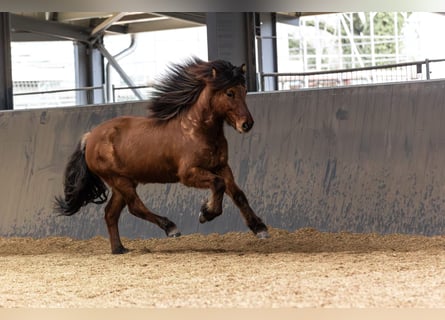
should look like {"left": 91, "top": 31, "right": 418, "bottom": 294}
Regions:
{"left": 148, "top": 57, "right": 246, "bottom": 121}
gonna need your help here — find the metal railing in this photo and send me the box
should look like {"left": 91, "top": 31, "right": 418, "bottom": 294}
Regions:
{"left": 12, "top": 58, "right": 445, "bottom": 108}
{"left": 11, "top": 83, "right": 153, "bottom": 108}
{"left": 13, "top": 85, "right": 106, "bottom": 108}
{"left": 111, "top": 84, "right": 153, "bottom": 102}
{"left": 260, "top": 59, "right": 445, "bottom": 91}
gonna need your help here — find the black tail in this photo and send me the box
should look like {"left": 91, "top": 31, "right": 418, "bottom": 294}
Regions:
{"left": 54, "top": 141, "right": 108, "bottom": 216}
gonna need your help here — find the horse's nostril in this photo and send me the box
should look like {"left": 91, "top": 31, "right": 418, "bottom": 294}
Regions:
{"left": 242, "top": 122, "right": 252, "bottom": 132}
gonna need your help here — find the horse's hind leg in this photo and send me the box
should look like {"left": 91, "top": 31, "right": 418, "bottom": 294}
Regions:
{"left": 219, "top": 165, "right": 269, "bottom": 239}
{"left": 104, "top": 191, "right": 128, "bottom": 254}
{"left": 112, "top": 177, "right": 181, "bottom": 238}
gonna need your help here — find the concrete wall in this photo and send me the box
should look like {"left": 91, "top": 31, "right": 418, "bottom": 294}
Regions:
{"left": 2, "top": 80, "right": 445, "bottom": 239}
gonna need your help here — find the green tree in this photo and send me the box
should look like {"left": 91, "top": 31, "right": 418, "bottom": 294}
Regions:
{"left": 287, "top": 12, "right": 412, "bottom": 70}
{"left": 349, "top": 12, "right": 411, "bottom": 65}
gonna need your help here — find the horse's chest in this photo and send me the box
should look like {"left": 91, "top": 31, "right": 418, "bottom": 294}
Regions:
{"left": 198, "top": 144, "right": 227, "bottom": 170}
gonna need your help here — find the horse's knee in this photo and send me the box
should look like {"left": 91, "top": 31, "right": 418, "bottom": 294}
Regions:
{"left": 213, "top": 177, "right": 226, "bottom": 194}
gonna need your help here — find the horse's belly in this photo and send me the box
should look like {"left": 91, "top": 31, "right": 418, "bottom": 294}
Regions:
{"left": 130, "top": 163, "right": 179, "bottom": 184}
{"left": 138, "top": 173, "right": 179, "bottom": 184}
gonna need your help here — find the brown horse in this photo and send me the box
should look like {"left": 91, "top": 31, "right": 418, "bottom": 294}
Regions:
{"left": 54, "top": 58, "right": 269, "bottom": 254}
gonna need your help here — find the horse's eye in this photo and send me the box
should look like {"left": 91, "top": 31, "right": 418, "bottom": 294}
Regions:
{"left": 226, "top": 91, "right": 235, "bottom": 98}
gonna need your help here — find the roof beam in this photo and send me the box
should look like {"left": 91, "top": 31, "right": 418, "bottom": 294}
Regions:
{"left": 154, "top": 12, "right": 206, "bottom": 25}
{"left": 126, "top": 18, "right": 201, "bottom": 33}
{"left": 10, "top": 13, "right": 92, "bottom": 43}
{"left": 56, "top": 12, "right": 115, "bottom": 22}
{"left": 111, "top": 13, "right": 166, "bottom": 24}
{"left": 90, "top": 12, "right": 128, "bottom": 38}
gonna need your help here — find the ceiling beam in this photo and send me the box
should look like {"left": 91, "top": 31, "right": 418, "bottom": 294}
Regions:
{"left": 10, "top": 13, "right": 92, "bottom": 43}
{"left": 56, "top": 12, "right": 115, "bottom": 22}
{"left": 126, "top": 18, "right": 202, "bottom": 33}
{"left": 90, "top": 12, "right": 128, "bottom": 38}
{"left": 111, "top": 13, "right": 166, "bottom": 24}
{"left": 154, "top": 12, "right": 206, "bottom": 25}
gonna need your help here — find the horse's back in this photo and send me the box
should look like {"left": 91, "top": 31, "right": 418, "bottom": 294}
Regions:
{"left": 86, "top": 116, "right": 148, "bottom": 153}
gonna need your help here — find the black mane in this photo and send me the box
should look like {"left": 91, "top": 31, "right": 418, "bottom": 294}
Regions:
{"left": 148, "top": 57, "right": 246, "bottom": 121}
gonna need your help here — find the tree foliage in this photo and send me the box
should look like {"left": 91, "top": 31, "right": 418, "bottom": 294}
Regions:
{"left": 288, "top": 12, "right": 413, "bottom": 69}
{"left": 350, "top": 12, "right": 412, "bottom": 60}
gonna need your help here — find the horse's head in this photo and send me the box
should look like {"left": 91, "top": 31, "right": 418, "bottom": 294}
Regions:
{"left": 210, "top": 63, "right": 254, "bottom": 133}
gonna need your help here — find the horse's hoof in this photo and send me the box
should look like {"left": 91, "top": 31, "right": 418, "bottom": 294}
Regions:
{"left": 112, "top": 246, "right": 130, "bottom": 254}
{"left": 169, "top": 232, "right": 181, "bottom": 238}
{"left": 199, "top": 205, "right": 220, "bottom": 223}
{"left": 167, "top": 228, "right": 181, "bottom": 238}
{"left": 256, "top": 230, "right": 270, "bottom": 239}
{"left": 199, "top": 211, "right": 207, "bottom": 223}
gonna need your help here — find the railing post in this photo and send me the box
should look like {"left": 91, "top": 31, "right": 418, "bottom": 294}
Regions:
{"left": 416, "top": 62, "right": 422, "bottom": 79}
{"left": 425, "top": 59, "right": 430, "bottom": 80}
{"left": 260, "top": 73, "right": 265, "bottom": 92}
{"left": 102, "top": 83, "right": 107, "bottom": 103}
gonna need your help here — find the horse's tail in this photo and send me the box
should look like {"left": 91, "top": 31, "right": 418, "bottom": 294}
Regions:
{"left": 54, "top": 133, "right": 108, "bottom": 216}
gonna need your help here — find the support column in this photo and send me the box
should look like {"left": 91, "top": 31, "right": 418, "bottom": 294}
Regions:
{"left": 88, "top": 44, "right": 105, "bottom": 104}
{"left": 206, "top": 12, "right": 257, "bottom": 91}
{"left": 74, "top": 41, "right": 105, "bottom": 105}
{"left": 257, "top": 13, "right": 278, "bottom": 91}
{"left": 0, "top": 13, "right": 13, "bottom": 110}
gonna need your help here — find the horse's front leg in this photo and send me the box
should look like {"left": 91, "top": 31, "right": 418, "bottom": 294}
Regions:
{"left": 218, "top": 165, "right": 269, "bottom": 239}
{"left": 179, "top": 167, "right": 226, "bottom": 222}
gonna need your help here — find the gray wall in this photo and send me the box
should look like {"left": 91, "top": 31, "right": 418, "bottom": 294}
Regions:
{"left": 2, "top": 80, "right": 445, "bottom": 239}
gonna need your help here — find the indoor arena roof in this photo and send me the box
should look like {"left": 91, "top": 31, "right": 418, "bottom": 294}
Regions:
{"left": 9, "top": 12, "right": 321, "bottom": 42}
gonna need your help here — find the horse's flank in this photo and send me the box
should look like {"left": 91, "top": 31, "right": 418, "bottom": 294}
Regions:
{"left": 84, "top": 116, "right": 186, "bottom": 184}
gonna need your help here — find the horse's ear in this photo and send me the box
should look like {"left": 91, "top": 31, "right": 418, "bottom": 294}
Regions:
{"left": 212, "top": 68, "right": 217, "bottom": 78}
{"left": 240, "top": 64, "right": 246, "bottom": 74}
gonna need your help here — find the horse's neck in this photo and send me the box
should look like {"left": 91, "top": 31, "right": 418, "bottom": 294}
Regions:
{"left": 183, "top": 88, "right": 225, "bottom": 137}
{"left": 182, "top": 106, "right": 224, "bottom": 137}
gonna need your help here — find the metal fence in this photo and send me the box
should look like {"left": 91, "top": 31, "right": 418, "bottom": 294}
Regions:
{"left": 12, "top": 58, "right": 445, "bottom": 108}
{"left": 13, "top": 85, "right": 106, "bottom": 108}
{"left": 11, "top": 83, "right": 154, "bottom": 108}
{"left": 260, "top": 59, "right": 445, "bottom": 91}
{"left": 111, "top": 84, "right": 153, "bottom": 102}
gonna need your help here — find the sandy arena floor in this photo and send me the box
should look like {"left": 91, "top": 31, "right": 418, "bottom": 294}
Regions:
{"left": 0, "top": 227, "right": 444, "bottom": 308}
